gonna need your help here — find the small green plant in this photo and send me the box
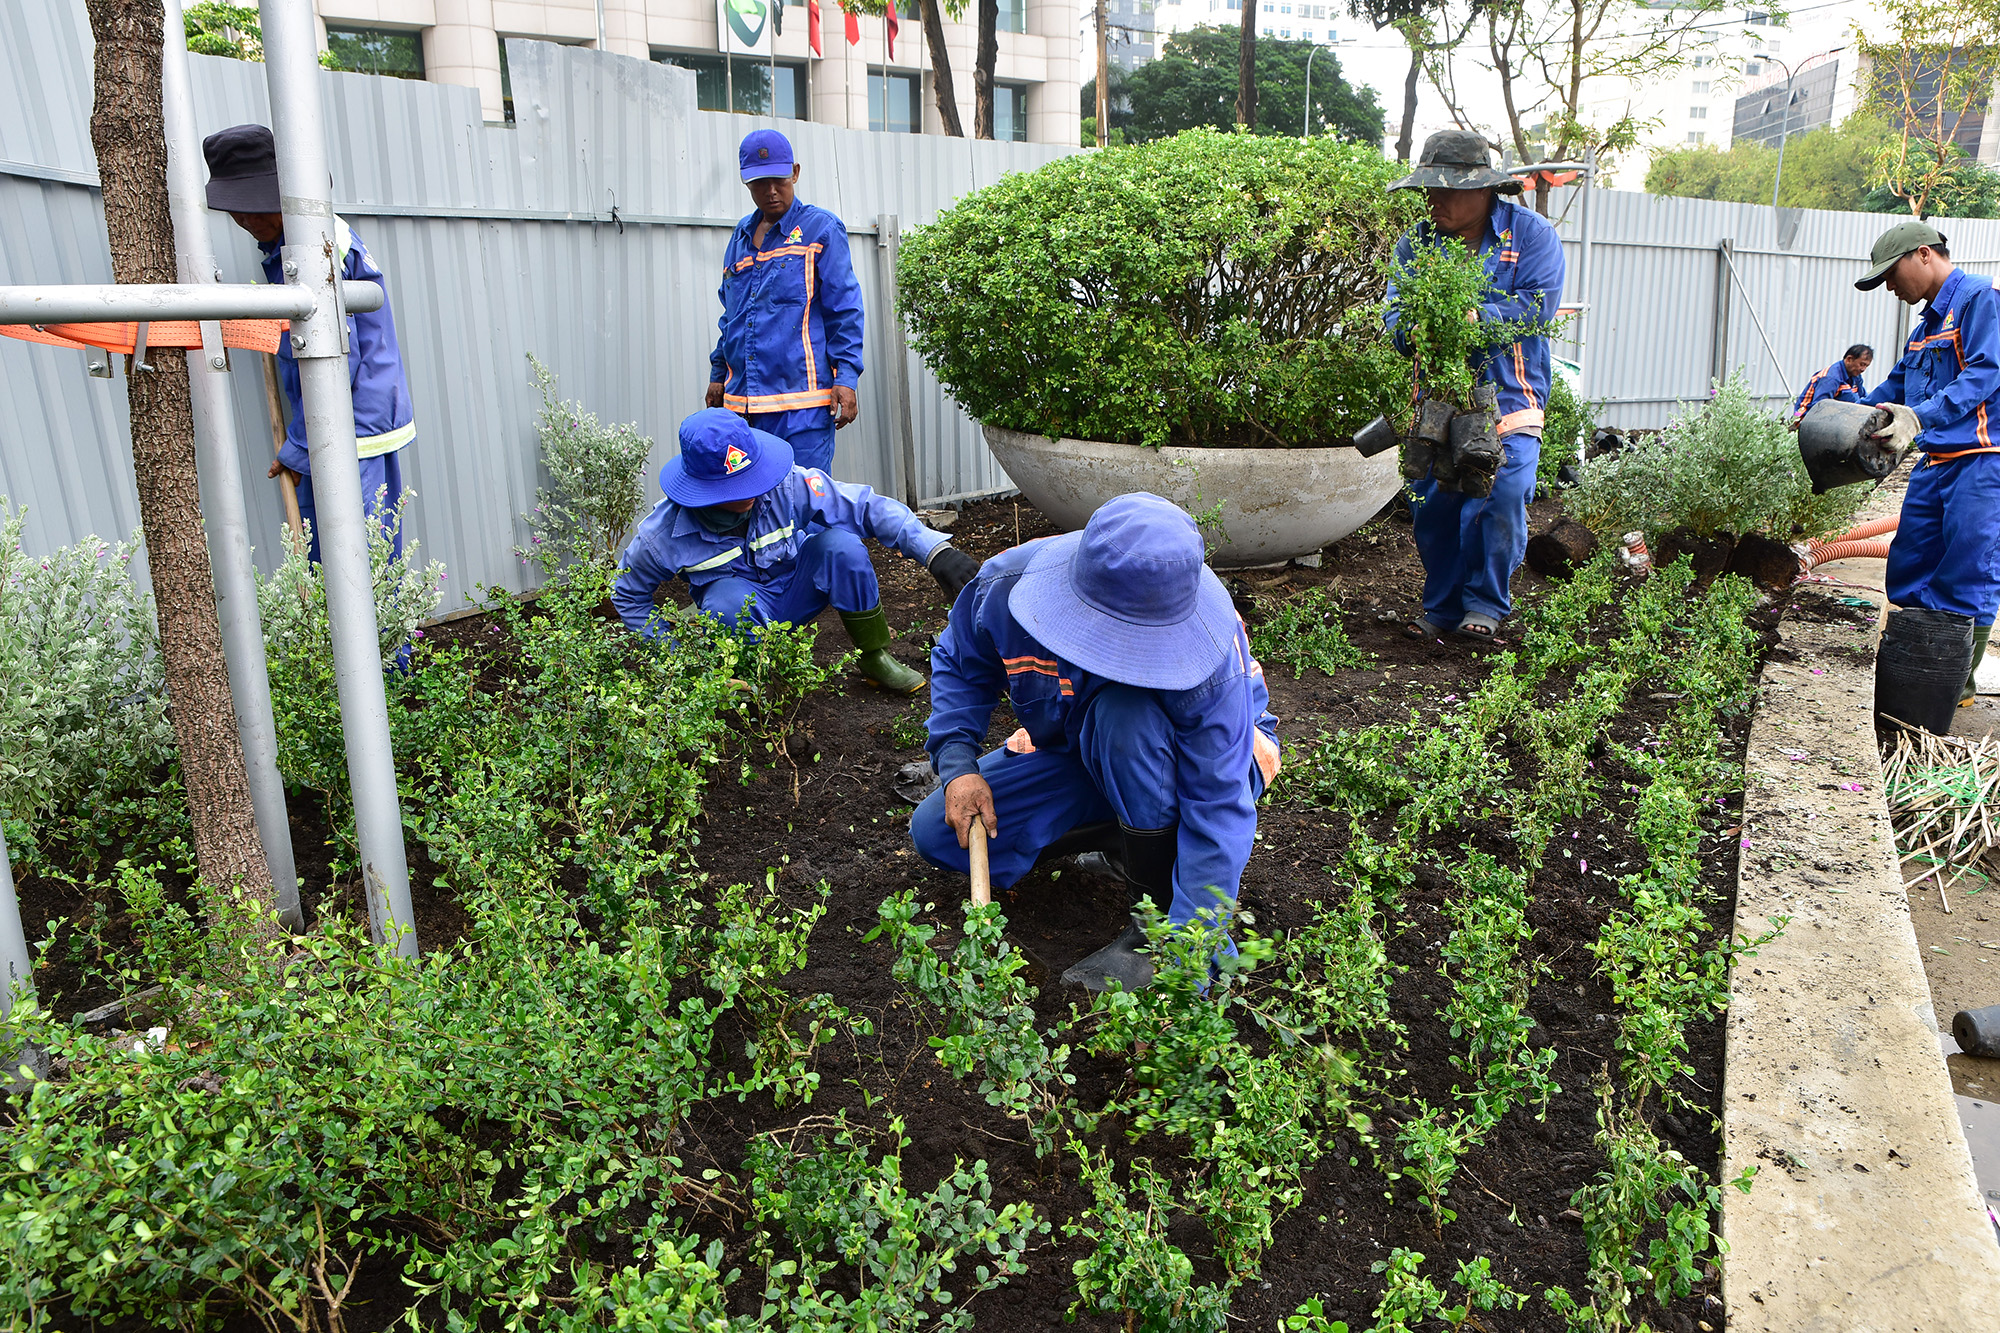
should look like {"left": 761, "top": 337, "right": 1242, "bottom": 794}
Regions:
{"left": 520, "top": 355, "right": 655, "bottom": 576}
{"left": 1067, "top": 1148, "right": 1230, "bottom": 1333}
{"left": 1251, "top": 586, "right": 1366, "bottom": 676}
{"left": 710, "top": 875, "right": 861, "bottom": 1106}
{"left": 886, "top": 705, "right": 928, "bottom": 751}
{"left": 1539, "top": 367, "right": 1598, "bottom": 494}
{"left": 1366, "top": 1249, "right": 1448, "bottom": 1333}
{"left": 1386, "top": 237, "right": 1562, "bottom": 413}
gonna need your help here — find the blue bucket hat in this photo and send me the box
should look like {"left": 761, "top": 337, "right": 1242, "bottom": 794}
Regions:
{"left": 660, "top": 409, "right": 794, "bottom": 506}
{"left": 1008, "top": 493, "right": 1239, "bottom": 691}
{"left": 739, "top": 129, "right": 796, "bottom": 183}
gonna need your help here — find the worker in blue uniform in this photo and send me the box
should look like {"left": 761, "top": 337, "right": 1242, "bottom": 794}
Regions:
{"left": 613, "top": 409, "right": 979, "bottom": 693}
{"left": 1385, "top": 130, "right": 1566, "bottom": 642}
{"left": 1853, "top": 221, "right": 2000, "bottom": 734}
{"left": 204, "top": 124, "right": 416, "bottom": 565}
{"left": 1791, "top": 343, "right": 1874, "bottom": 422}
{"left": 911, "top": 493, "right": 1282, "bottom": 992}
{"left": 705, "top": 130, "right": 863, "bottom": 475}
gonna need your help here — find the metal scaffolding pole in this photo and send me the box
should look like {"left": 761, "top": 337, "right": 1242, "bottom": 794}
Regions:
{"left": 161, "top": 0, "right": 301, "bottom": 929}
{"left": 261, "top": 0, "right": 419, "bottom": 955}
{"left": 0, "top": 281, "right": 381, "bottom": 322}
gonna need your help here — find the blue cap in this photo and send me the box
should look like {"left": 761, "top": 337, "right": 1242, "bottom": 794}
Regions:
{"left": 659, "top": 409, "right": 794, "bottom": 506}
{"left": 739, "top": 129, "right": 796, "bottom": 182}
{"left": 1007, "top": 493, "right": 1239, "bottom": 691}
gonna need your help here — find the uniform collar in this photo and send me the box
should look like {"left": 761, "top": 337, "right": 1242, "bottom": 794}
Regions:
{"left": 668, "top": 486, "right": 773, "bottom": 540}
{"left": 1924, "top": 266, "right": 1967, "bottom": 325}
{"left": 741, "top": 200, "right": 805, "bottom": 249}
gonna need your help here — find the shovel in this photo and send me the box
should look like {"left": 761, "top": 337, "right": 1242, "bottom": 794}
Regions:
{"left": 970, "top": 820, "right": 991, "bottom": 907}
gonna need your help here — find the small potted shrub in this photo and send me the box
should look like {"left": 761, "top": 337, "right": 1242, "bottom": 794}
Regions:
{"left": 897, "top": 129, "right": 1422, "bottom": 566}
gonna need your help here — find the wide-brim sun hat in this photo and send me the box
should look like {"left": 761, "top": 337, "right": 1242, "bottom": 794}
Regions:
{"left": 1856, "top": 219, "right": 1948, "bottom": 291}
{"left": 202, "top": 123, "right": 282, "bottom": 213}
{"left": 1389, "top": 128, "right": 1523, "bottom": 195}
{"left": 1008, "top": 492, "right": 1239, "bottom": 692}
{"left": 660, "top": 408, "right": 794, "bottom": 506}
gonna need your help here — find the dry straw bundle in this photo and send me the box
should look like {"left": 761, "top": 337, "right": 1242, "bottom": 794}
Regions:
{"left": 1881, "top": 719, "right": 2000, "bottom": 911}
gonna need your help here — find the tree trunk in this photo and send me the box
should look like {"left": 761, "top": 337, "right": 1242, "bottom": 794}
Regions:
{"left": 1396, "top": 42, "right": 1420, "bottom": 161}
{"left": 973, "top": 0, "right": 998, "bottom": 138}
{"left": 85, "top": 0, "right": 280, "bottom": 931}
{"left": 919, "top": 0, "right": 965, "bottom": 137}
{"left": 1235, "top": 0, "right": 1256, "bottom": 129}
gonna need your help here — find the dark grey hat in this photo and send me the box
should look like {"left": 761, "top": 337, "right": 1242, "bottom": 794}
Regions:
{"left": 1389, "top": 130, "right": 1523, "bottom": 194}
{"left": 202, "top": 123, "right": 280, "bottom": 213}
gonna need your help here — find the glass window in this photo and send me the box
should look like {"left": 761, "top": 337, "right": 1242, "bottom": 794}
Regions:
{"left": 1299, "top": 27, "right": 1312, "bottom": 38}
{"left": 869, "top": 71, "right": 921, "bottom": 133}
{"left": 995, "top": 84, "right": 1029, "bottom": 142}
{"left": 323, "top": 25, "right": 424, "bottom": 78}
{"left": 1688, "top": 131, "right": 1705, "bottom": 143}
{"left": 998, "top": 0, "right": 1027, "bottom": 31}
{"left": 1689, "top": 105, "right": 1706, "bottom": 119}
{"left": 1280, "top": 26, "right": 1290, "bottom": 36}
{"left": 656, "top": 51, "right": 809, "bottom": 119}
{"left": 1691, "top": 80, "right": 1709, "bottom": 94}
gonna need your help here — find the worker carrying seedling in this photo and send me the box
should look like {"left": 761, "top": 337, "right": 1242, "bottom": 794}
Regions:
{"left": 909, "top": 493, "right": 1282, "bottom": 992}
{"left": 1385, "top": 130, "right": 1566, "bottom": 643}
{"left": 1851, "top": 221, "right": 2000, "bottom": 735}
{"left": 704, "top": 130, "right": 862, "bottom": 475}
{"left": 1791, "top": 343, "right": 1874, "bottom": 423}
{"left": 612, "top": 409, "right": 978, "bottom": 692}
{"left": 204, "top": 124, "right": 416, "bottom": 565}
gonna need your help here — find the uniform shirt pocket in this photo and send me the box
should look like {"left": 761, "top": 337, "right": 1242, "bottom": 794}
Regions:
{"left": 759, "top": 252, "right": 808, "bottom": 306}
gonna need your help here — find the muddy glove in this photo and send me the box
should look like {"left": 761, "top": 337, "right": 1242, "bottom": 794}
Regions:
{"left": 927, "top": 545, "right": 981, "bottom": 600}
{"left": 1872, "top": 402, "right": 1922, "bottom": 455}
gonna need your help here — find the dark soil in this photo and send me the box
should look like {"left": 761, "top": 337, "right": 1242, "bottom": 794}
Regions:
{"left": 12, "top": 491, "right": 1763, "bottom": 1332}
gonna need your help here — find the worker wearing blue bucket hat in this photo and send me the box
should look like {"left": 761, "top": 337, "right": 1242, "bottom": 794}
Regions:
{"left": 703, "top": 130, "right": 864, "bottom": 475}
{"left": 612, "top": 409, "right": 979, "bottom": 692}
{"left": 911, "top": 493, "right": 1282, "bottom": 991}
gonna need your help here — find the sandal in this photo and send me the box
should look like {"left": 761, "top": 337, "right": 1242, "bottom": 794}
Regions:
{"left": 1456, "top": 613, "right": 1501, "bottom": 640}
{"left": 1403, "top": 615, "right": 1454, "bottom": 640}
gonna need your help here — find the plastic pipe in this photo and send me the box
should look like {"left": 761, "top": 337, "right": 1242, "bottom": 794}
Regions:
{"left": 162, "top": 0, "right": 301, "bottom": 928}
{"left": 1800, "top": 537, "right": 1894, "bottom": 573}
{"left": 0, "top": 280, "right": 382, "bottom": 324}
{"left": 261, "top": 0, "right": 418, "bottom": 956}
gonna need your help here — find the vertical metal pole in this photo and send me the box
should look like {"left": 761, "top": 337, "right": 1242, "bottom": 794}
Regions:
{"left": 1712, "top": 238, "right": 1734, "bottom": 390}
{"left": 260, "top": 0, "right": 419, "bottom": 956}
{"left": 1576, "top": 146, "right": 1593, "bottom": 381}
{"left": 1772, "top": 78, "right": 1792, "bottom": 209}
{"left": 162, "top": 0, "right": 302, "bottom": 930}
{"left": 877, "top": 213, "right": 920, "bottom": 506}
{"left": 0, "top": 822, "right": 31, "bottom": 1021}
{"left": 1094, "top": 0, "right": 1109, "bottom": 147}
{"left": 1302, "top": 45, "right": 1315, "bottom": 137}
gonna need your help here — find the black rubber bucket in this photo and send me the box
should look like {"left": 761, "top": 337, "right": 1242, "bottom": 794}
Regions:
{"left": 1877, "top": 607, "right": 1975, "bottom": 735}
{"left": 1797, "top": 399, "right": 1898, "bottom": 494}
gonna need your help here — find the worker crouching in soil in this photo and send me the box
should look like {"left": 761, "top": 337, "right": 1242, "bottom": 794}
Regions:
{"left": 612, "top": 409, "right": 980, "bottom": 691}
{"left": 910, "top": 493, "right": 1282, "bottom": 992}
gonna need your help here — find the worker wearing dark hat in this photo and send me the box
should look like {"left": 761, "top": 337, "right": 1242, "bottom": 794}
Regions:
{"left": 911, "top": 493, "right": 1282, "bottom": 992}
{"left": 1385, "top": 130, "right": 1566, "bottom": 642}
{"left": 704, "top": 130, "right": 863, "bottom": 475}
{"left": 1853, "top": 220, "right": 2000, "bottom": 734}
{"left": 202, "top": 124, "right": 416, "bottom": 565}
{"left": 612, "top": 409, "right": 978, "bottom": 692}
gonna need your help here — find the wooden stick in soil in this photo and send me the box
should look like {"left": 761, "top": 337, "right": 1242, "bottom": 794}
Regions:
{"left": 970, "top": 819, "right": 991, "bottom": 907}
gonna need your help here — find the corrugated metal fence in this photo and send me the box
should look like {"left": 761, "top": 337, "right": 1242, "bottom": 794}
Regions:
{"left": 0, "top": 0, "right": 1067, "bottom": 594}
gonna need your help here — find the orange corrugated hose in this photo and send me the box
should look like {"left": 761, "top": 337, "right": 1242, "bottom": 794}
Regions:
{"left": 1798, "top": 515, "right": 1900, "bottom": 574}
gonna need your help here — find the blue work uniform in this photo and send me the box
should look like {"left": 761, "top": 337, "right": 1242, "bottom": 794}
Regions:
{"left": 1385, "top": 199, "right": 1566, "bottom": 626}
{"left": 710, "top": 201, "right": 865, "bottom": 474}
{"left": 260, "top": 217, "right": 416, "bottom": 565}
{"left": 1864, "top": 268, "right": 2000, "bottom": 621}
{"left": 1792, "top": 357, "right": 1867, "bottom": 420}
{"left": 910, "top": 541, "right": 1280, "bottom": 929}
{"left": 612, "top": 466, "right": 947, "bottom": 636}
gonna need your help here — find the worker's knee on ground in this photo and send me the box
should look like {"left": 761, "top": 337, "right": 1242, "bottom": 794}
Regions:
{"left": 693, "top": 581, "right": 761, "bottom": 628}
{"left": 909, "top": 785, "right": 964, "bottom": 871}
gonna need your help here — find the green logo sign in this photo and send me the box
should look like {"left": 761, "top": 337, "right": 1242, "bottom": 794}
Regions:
{"left": 725, "top": 0, "right": 768, "bottom": 47}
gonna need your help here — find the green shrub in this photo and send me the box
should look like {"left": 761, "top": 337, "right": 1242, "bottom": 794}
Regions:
{"left": 257, "top": 494, "right": 444, "bottom": 674}
{"left": 1387, "top": 236, "right": 1558, "bottom": 413}
{"left": 898, "top": 129, "right": 1420, "bottom": 449}
{"left": 520, "top": 355, "right": 655, "bottom": 577}
{"left": 1562, "top": 373, "right": 1869, "bottom": 542}
{"left": 1250, "top": 586, "right": 1365, "bottom": 676}
{"left": 1539, "top": 365, "right": 1596, "bottom": 494}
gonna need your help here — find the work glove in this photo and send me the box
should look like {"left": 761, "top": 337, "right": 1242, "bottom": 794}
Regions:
{"left": 1872, "top": 402, "right": 1922, "bottom": 455}
{"left": 928, "top": 545, "right": 981, "bottom": 601}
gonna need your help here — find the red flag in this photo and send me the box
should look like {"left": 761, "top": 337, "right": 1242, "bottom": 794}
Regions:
{"left": 886, "top": 1, "right": 899, "bottom": 58}
{"left": 844, "top": 2, "right": 860, "bottom": 44}
{"left": 808, "top": 0, "right": 822, "bottom": 54}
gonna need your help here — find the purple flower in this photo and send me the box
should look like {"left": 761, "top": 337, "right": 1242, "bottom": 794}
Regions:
{"left": 1579, "top": 860, "right": 1588, "bottom": 874}
{"left": 411, "top": 629, "right": 426, "bottom": 639}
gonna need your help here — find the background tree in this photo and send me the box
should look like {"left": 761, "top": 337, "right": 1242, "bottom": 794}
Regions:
{"left": 1342, "top": 0, "right": 1466, "bottom": 160}
{"left": 84, "top": 0, "right": 281, "bottom": 930}
{"left": 1854, "top": 0, "right": 2000, "bottom": 217}
{"left": 973, "top": 0, "right": 998, "bottom": 137}
{"left": 1644, "top": 115, "right": 1884, "bottom": 209}
{"left": 1089, "top": 27, "right": 1385, "bottom": 145}
{"left": 183, "top": 0, "right": 260, "bottom": 59}
{"left": 1237, "top": 0, "right": 1257, "bottom": 127}
{"left": 1079, "top": 61, "right": 1134, "bottom": 143}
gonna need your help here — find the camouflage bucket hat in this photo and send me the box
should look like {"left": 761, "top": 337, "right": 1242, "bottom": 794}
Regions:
{"left": 1389, "top": 129, "right": 1524, "bottom": 194}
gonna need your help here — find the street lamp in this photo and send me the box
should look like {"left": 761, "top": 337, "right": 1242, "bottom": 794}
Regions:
{"left": 1303, "top": 42, "right": 1322, "bottom": 137}
{"left": 1764, "top": 48, "right": 1842, "bottom": 209}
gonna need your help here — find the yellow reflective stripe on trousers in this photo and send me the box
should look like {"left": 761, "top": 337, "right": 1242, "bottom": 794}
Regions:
{"left": 748, "top": 523, "right": 795, "bottom": 551}
{"left": 684, "top": 546, "right": 744, "bottom": 573}
{"left": 356, "top": 420, "right": 415, "bottom": 459}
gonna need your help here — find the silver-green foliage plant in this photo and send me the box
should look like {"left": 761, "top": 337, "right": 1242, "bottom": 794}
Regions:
{"left": 0, "top": 500, "right": 172, "bottom": 822}
{"left": 257, "top": 494, "right": 445, "bottom": 675}
{"left": 521, "top": 355, "right": 654, "bottom": 576}
{"left": 1563, "top": 373, "right": 1870, "bottom": 543}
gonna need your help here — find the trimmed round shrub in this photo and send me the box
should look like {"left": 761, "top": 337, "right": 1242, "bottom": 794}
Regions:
{"left": 897, "top": 128, "right": 1422, "bottom": 449}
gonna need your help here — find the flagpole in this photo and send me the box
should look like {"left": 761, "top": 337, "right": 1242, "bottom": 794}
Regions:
{"left": 724, "top": 0, "right": 735, "bottom": 112}
{"left": 770, "top": 0, "right": 777, "bottom": 115}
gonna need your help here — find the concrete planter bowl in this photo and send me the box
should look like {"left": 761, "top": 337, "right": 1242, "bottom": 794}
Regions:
{"left": 982, "top": 425, "right": 1401, "bottom": 569}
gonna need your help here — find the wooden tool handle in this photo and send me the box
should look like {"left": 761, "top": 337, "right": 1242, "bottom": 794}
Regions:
{"left": 969, "top": 819, "right": 991, "bottom": 907}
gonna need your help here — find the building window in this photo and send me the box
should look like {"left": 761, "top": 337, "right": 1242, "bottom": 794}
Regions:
{"left": 1744, "top": 61, "right": 1761, "bottom": 75}
{"left": 1299, "top": 27, "right": 1312, "bottom": 38}
{"left": 1691, "top": 80, "right": 1709, "bottom": 94}
{"left": 656, "top": 52, "right": 809, "bottom": 119}
{"left": 1280, "top": 4, "right": 1291, "bottom": 12}
{"left": 869, "top": 71, "right": 921, "bottom": 133}
{"left": 323, "top": 25, "right": 424, "bottom": 79}
{"left": 1280, "top": 27, "right": 1290, "bottom": 37}
{"left": 998, "top": 0, "right": 1026, "bottom": 28}
{"left": 995, "top": 83, "right": 1029, "bottom": 141}
{"left": 1689, "top": 105, "right": 1706, "bottom": 119}
{"left": 1688, "top": 131, "right": 1705, "bottom": 144}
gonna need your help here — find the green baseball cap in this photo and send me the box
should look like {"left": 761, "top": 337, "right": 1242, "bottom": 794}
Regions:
{"left": 1856, "top": 220, "right": 1948, "bottom": 290}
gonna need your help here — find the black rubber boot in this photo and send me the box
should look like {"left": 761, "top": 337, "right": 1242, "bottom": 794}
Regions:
{"left": 1877, "top": 607, "right": 1975, "bottom": 735}
{"left": 1032, "top": 820, "right": 1121, "bottom": 867}
{"left": 1062, "top": 826, "right": 1175, "bottom": 992}
{"left": 839, "top": 605, "right": 925, "bottom": 693}
{"left": 1963, "top": 623, "right": 1993, "bottom": 706}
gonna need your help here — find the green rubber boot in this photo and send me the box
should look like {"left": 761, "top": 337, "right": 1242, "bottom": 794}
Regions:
{"left": 839, "top": 605, "right": 925, "bottom": 694}
{"left": 1964, "top": 622, "right": 1993, "bottom": 706}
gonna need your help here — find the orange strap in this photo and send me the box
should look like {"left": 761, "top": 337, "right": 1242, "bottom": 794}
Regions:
{"left": 1923, "top": 446, "right": 2000, "bottom": 465}
{"left": 0, "top": 319, "right": 284, "bottom": 356}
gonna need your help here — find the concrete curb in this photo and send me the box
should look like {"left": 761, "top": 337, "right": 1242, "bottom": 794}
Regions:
{"left": 1722, "top": 507, "right": 2000, "bottom": 1329}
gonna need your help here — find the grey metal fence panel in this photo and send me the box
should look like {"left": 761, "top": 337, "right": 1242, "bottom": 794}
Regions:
{"left": 1, "top": 12, "right": 1067, "bottom": 591}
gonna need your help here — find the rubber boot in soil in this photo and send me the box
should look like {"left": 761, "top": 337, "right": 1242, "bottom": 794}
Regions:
{"left": 1877, "top": 607, "right": 1974, "bottom": 735}
{"left": 1964, "top": 622, "right": 1994, "bottom": 706}
{"left": 1062, "top": 825, "right": 1176, "bottom": 992}
{"left": 839, "top": 605, "right": 925, "bottom": 693}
